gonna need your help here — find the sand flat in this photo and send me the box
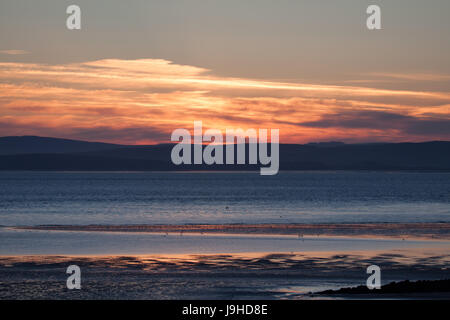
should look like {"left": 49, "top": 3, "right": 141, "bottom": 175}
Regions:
{"left": 15, "top": 222, "right": 450, "bottom": 240}
{"left": 0, "top": 248, "right": 449, "bottom": 299}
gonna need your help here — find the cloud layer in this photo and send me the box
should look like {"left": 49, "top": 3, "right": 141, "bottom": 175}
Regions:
{"left": 0, "top": 58, "right": 449, "bottom": 144}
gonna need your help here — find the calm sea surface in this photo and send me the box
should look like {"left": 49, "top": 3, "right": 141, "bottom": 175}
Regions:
{"left": 0, "top": 171, "right": 449, "bottom": 226}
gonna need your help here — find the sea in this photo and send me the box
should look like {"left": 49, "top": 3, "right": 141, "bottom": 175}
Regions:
{"left": 0, "top": 171, "right": 449, "bottom": 255}
{"left": 0, "top": 171, "right": 448, "bottom": 226}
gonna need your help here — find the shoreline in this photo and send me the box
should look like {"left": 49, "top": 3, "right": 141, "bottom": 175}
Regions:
{"left": 0, "top": 246, "right": 449, "bottom": 258}
{"left": 3, "top": 223, "right": 449, "bottom": 299}
{"left": 13, "top": 222, "right": 450, "bottom": 241}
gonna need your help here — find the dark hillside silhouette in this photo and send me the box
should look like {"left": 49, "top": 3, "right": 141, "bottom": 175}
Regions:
{"left": 0, "top": 136, "right": 449, "bottom": 171}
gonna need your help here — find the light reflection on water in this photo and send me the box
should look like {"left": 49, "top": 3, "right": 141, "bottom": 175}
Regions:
{"left": 1, "top": 227, "right": 449, "bottom": 256}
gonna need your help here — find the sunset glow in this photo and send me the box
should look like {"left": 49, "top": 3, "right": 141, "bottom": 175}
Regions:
{"left": 1, "top": 58, "right": 449, "bottom": 144}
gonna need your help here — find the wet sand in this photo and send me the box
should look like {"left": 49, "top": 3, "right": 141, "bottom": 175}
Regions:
{"left": 1, "top": 248, "right": 449, "bottom": 299}
{"left": 15, "top": 222, "right": 450, "bottom": 240}
{"left": 1, "top": 223, "right": 449, "bottom": 299}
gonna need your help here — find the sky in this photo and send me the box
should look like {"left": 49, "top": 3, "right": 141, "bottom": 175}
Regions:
{"left": 0, "top": 0, "right": 449, "bottom": 144}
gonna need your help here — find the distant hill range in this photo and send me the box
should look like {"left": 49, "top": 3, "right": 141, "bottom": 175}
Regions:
{"left": 0, "top": 136, "right": 449, "bottom": 171}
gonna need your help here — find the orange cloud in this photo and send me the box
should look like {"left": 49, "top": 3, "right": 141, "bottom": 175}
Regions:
{"left": 0, "top": 59, "right": 449, "bottom": 144}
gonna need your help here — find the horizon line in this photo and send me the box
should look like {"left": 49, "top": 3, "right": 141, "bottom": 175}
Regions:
{"left": 1, "top": 135, "right": 449, "bottom": 146}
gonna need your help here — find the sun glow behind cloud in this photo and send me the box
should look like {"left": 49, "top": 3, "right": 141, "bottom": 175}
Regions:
{"left": 0, "top": 58, "right": 449, "bottom": 144}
